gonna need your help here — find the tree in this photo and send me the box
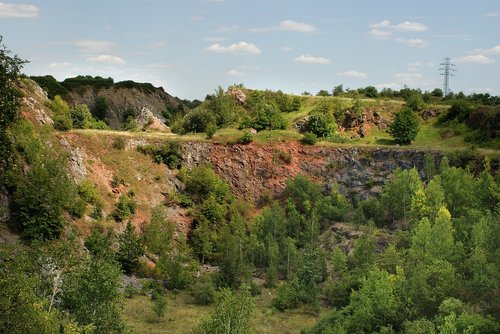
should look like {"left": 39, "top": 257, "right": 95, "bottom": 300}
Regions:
{"left": 62, "top": 255, "right": 125, "bottom": 333}
{"left": 151, "top": 289, "right": 167, "bottom": 321}
{"left": 116, "top": 222, "right": 144, "bottom": 274}
{"left": 0, "top": 36, "right": 27, "bottom": 187}
{"left": 316, "top": 89, "right": 331, "bottom": 97}
{"left": 332, "top": 84, "right": 344, "bottom": 96}
{"left": 195, "top": 288, "right": 254, "bottom": 334}
{"left": 381, "top": 168, "right": 423, "bottom": 225}
{"left": 93, "top": 96, "right": 108, "bottom": 120}
{"left": 305, "top": 112, "right": 337, "bottom": 138}
{"left": 405, "top": 92, "right": 426, "bottom": 111}
{"left": 12, "top": 149, "right": 75, "bottom": 240}
{"left": 50, "top": 95, "right": 73, "bottom": 131}
{"left": 388, "top": 107, "right": 420, "bottom": 144}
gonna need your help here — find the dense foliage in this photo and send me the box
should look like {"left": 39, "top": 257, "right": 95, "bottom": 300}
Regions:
{"left": 0, "top": 36, "right": 27, "bottom": 187}
{"left": 389, "top": 107, "right": 420, "bottom": 144}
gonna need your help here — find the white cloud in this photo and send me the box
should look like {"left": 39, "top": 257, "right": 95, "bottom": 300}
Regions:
{"left": 485, "top": 45, "right": 500, "bottom": 55}
{"left": 74, "top": 39, "right": 116, "bottom": 53}
{"left": 485, "top": 12, "right": 500, "bottom": 17}
{"left": 0, "top": 2, "right": 38, "bottom": 18}
{"left": 204, "top": 41, "right": 261, "bottom": 55}
{"left": 393, "top": 21, "right": 429, "bottom": 32}
{"left": 279, "top": 20, "right": 316, "bottom": 32}
{"left": 371, "top": 20, "right": 391, "bottom": 28}
{"left": 368, "top": 28, "right": 392, "bottom": 39}
{"left": 337, "top": 70, "right": 367, "bottom": 78}
{"left": 190, "top": 15, "right": 204, "bottom": 21}
{"left": 282, "top": 46, "right": 293, "bottom": 52}
{"left": 86, "top": 55, "right": 126, "bottom": 65}
{"left": 368, "top": 19, "right": 429, "bottom": 42}
{"left": 227, "top": 69, "right": 245, "bottom": 76}
{"left": 295, "top": 54, "right": 330, "bottom": 64}
{"left": 396, "top": 38, "right": 428, "bottom": 48}
{"left": 454, "top": 54, "right": 495, "bottom": 64}
{"left": 369, "top": 28, "right": 392, "bottom": 39}
{"left": 48, "top": 62, "right": 70, "bottom": 69}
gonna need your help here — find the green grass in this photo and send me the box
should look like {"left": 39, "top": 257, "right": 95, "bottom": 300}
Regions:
{"left": 123, "top": 288, "right": 323, "bottom": 334}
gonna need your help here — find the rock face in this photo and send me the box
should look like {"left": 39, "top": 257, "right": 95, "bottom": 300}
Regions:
{"left": 136, "top": 107, "right": 170, "bottom": 132}
{"left": 19, "top": 79, "right": 54, "bottom": 126}
{"left": 67, "top": 85, "right": 181, "bottom": 129}
{"left": 228, "top": 87, "right": 246, "bottom": 105}
{"left": 181, "top": 142, "right": 442, "bottom": 201}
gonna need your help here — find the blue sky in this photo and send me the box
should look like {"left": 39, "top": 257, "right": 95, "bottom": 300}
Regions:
{"left": 1, "top": 0, "right": 499, "bottom": 99}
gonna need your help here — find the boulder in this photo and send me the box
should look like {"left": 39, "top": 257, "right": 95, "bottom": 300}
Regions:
{"left": 137, "top": 107, "right": 170, "bottom": 132}
{"left": 228, "top": 88, "right": 246, "bottom": 105}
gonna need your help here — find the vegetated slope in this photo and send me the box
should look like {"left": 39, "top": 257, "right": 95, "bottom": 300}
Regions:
{"left": 31, "top": 75, "right": 188, "bottom": 129}
{"left": 3, "top": 75, "right": 500, "bottom": 334}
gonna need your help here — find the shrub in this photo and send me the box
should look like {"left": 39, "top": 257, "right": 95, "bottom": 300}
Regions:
{"left": 405, "top": 92, "right": 426, "bottom": 112}
{"left": 301, "top": 132, "right": 317, "bottom": 145}
{"left": 112, "top": 137, "right": 126, "bottom": 150}
{"left": 191, "top": 274, "right": 216, "bottom": 305}
{"left": 272, "top": 277, "right": 301, "bottom": 311}
{"left": 68, "top": 197, "right": 87, "bottom": 218}
{"left": 137, "top": 141, "right": 183, "bottom": 169}
{"left": 206, "top": 123, "right": 217, "bottom": 139}
{"left": 305, "top": 112, "right": 337, "bottom": 138}
{"left": 252, "top": 102, "right": 286, "bottom": 131}
{"left": 111, "top": 194, "right": 136, "bottom": 221}
{"left": 238, "top": 132, "right": 253, "bottom": 144}
{"left": 116, "top": 221, "right": 144, "bottom": 274}
{"left": 50, "top": 95, "right": 73, "bottom": 131}
{"left": 440, "top": 100, "right": 474, "bottom": 123}
{"left": 78, "top": 179, "right": 100, "bottom": 204}
{"left": 93, "top": 96, "right": 108, "bottom": 120}
{"left": 388, "top": 107, "right": 420, "bottom": 145}
{"left": 181, "top": 108, "right": 216, "bottom": 133}
{"left": 185, "top": 165, "right": 232, "bottom": 204}
{"left": 274, "top": 149, "right": 292, "bottom": 164}
{"left": 53, "top": 113, "right": 73, "bottom": 131}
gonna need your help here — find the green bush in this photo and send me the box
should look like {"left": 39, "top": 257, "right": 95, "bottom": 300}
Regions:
{"left": 388, "top": 107, "right": 420, "bottom": 145}
{"left": 206, "top": 123, "right": 217, "bottom": 139}
{"left": 301, "top": 132, "right": 317, "bottom": 145}
{"left": 93, "top": 96, "right": 108, "bottom": 120}
{"left": 78, "top": 179, "right": 101, "bottom": 204}
{"left": 53, "top": 113, "right": 73, "bottom": 131}
{"left": 181, "top": 108, "right": 216, "bottom": 133}
{"left": 305, "top": 112, "right": 337, "bottom": 138}
{"left": 137, "top": 141, "right": 183, "bottom": 169}
{"left": 111, "top": 194, "right": 136, "bottom": 222}
{"left": 272, "top": 277, "right": 301, "bottom": 311}
{"left": 185, "top": 165, "right": 232, "bottom": 204}
{"left": 440, "top": 100, "right": 474, "bottom": 123}
{"left": 191, "top": 274, "right": 216, "bottom": 305}
{"left": 50, "top": 95, "right": 73, "bottom": 131}
{"left": 68, "top": 197, "right": 87, "bottom": 218}
{"left": 112, "top": 137, "right": 126, "bottom": 150}
{"left": 238, "top": 132, "right": 254, "bottom": 144}
{"left": 252, "top": 102, "right": 286, "bottom": 131}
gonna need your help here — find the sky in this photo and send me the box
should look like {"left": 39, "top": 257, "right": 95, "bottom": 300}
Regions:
{"left": 0, "top": 0, "right": 499, "bottom": 100}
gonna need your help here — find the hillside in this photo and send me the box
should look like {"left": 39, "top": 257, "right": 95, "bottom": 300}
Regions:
{"left": 30, "top": 75, "right": 192, "bottom": 130}
{"left": 1, "top": 74, "right": 499, "bottom": 334}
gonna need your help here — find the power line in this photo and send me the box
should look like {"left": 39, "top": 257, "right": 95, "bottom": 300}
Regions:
{"left": 439, "top": 57, "right": 456, "bottom": 96}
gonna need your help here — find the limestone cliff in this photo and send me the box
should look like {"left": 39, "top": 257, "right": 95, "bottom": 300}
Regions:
{"left": 180, "top": 142, "right": 442, "bottom": 202}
